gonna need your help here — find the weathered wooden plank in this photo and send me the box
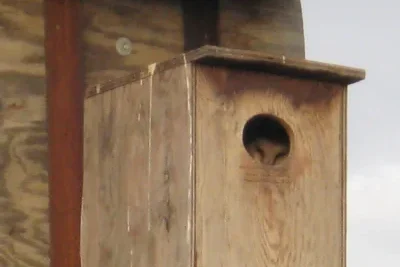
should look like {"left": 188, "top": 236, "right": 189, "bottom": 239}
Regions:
{"left": 82, "top": 64, "right": 194, "bottom": 267}
{"left": 147, "top": 65, "right": 194, "bottom": 267}
{"left": 85, "top": 45, "right": 365, "bottom": 99}
{"left": 219, "top": 0, "right": 305, "bottom": 58}
{"left": 44, "top": 1, "right": 85, "bottom": 267}
{"left": 82, "top": 0, "right": 184, "bottom": 86}
{"left": 82, "top": 0, "right": 306, "bottom": 86}
{"left": 0, "top": 0, "right": 48, "bottom": 266}
{"left": 195, "top": 65, "right": 345, "bottom": 267}
{"left": 82, "top": 81, "right": 150, "bottom": 266}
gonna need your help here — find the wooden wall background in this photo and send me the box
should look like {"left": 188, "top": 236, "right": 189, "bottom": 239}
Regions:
{"left": 0, "top": 0, "right": 305, "bottom": 266}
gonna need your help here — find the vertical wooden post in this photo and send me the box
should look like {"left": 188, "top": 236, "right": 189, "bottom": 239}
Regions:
{"left": 181, "top": 0, "right": 220, "bottom": 51}
{"left": 44, "top": 1, "right": 84, "bottom": 267}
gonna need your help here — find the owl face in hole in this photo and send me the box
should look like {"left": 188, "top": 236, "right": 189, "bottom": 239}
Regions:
{"left": 247, "top": 138, "right": 289, "bottom": 165}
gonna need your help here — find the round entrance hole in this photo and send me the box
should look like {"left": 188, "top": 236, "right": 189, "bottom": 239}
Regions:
{"left": 242, "top": 114, "right": 291, "bottom": 165}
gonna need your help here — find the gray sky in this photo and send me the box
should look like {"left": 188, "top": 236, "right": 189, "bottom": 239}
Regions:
{"left": 302, "top": 0, "right": 400, "bottom": 266}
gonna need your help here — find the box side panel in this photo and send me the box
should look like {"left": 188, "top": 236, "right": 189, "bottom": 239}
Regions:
{"left": 82, "top": 80, "right": 151, "bottom": 267}
{"left": 195, "top": 65, "right": 345, "bottom": 267}
{"left": 82, "top": 64, "right": 195, "bottom": 267}
{"left": 340, "top": 87, "right": 348, "bottom": 267}
{"left": 147, "top": 64, "right": 195, "bottom": 267}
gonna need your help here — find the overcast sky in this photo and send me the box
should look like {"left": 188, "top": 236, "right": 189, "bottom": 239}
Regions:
{"left": 302, "top": 0, "right": 400, "bottom": 266}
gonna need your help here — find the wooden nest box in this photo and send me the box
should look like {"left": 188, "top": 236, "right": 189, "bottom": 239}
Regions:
{"left": 81, "top": 46, "right": 365, "bottom": 267}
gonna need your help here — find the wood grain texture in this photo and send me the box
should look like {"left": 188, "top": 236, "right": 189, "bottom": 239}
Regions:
{"left": 82, "top": 0, "right": 184, "bottom": 86}
{"left": 82, "top": 59, "right": 359, "bottom": 267}
{"left": 146, "top": 64, "right": 194, "bottom": 267}
{"left": 0, "top": 0, "right": 310, "bottom": 265}
{"left": 82, "top": 0, "right": 306, "bottom": 87}
{"left": 82, "top": 64, "right": 194, "bottom": 267}
{"left": 219, "top": 0, "right": 305, "bottom": 58}
{"left": 195, "top": 65, "right": 346, "bottom": 267}
{"left": 82, "top": 83, "right": 147, "bottom": 267}
{"left": 44, "top": 1, "right": 85, "bottom": 267}
{"left": 181, "top": 0, "right": 219, "bottom": 50}
{"left": 86, "top": 45, "right": 365, "bottom": 99}
{"left": 0, "top": 0, "right": 48, "bottom": 266}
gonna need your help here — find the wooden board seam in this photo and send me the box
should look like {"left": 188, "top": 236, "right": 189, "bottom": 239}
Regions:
{"left": 85, "top": 46, "right": 365, "bottom": 99}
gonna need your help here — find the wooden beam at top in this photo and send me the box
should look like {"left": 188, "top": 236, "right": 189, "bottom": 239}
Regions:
{"left": 44, "top": 0, "right": 84, "bottom": 267}
{"left": 181, "top": 0, "right": 220, "bottom": 51}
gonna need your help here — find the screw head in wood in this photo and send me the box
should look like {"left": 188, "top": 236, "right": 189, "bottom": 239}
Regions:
{"left": 116, "top": 37, "right": 133, "bottom": 56}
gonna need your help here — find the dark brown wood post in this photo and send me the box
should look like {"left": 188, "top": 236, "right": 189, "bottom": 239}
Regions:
{"left": 181, "top": 0, "right": 220, "bottom": 51}
{"left": 44, "top": 1, "right": 84, "bottom": 267}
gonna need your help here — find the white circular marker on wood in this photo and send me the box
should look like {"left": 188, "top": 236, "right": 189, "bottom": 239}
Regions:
{"left": 116, "top": 37, "right": 133, "bottom": 56}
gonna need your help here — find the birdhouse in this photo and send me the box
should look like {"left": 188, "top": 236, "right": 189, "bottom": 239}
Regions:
{"left": 81, "top": 46, "right": 365, "bottom": 267}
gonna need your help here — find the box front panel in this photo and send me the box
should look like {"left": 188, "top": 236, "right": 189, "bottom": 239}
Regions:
{"left": 195, "top": 65, "right": 345, "bottom": 267}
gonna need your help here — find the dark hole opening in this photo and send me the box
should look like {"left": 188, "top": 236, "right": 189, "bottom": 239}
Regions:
{"left": 242, "top": 114, "right": 290, "bottom": 165}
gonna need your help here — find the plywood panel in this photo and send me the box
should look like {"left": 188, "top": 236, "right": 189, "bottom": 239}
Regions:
{"left": 82, "top": 64, "right": 194, "bottom": 267}
{"left": 82, "top": 0, "right": 306, "bottom": 86}
{"left": 0, "top": 0, "right": 48, "bottom": 266}
{"left": 220, "top": 0, "right": 305, "bottom": 58}
{"left": 195, "top": 65, "right": 345, "bottom": 267}
{"left": 82, "top": 0, "right": 184, "bottom": 85}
